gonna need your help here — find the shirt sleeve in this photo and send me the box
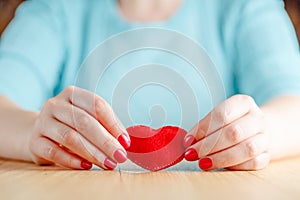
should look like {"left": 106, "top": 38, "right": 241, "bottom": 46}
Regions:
{"left": 0, "top": 0, "right": 66, "bottom": 111}
{"left": 233, "top": 0, "right": 300, "bottom": 105}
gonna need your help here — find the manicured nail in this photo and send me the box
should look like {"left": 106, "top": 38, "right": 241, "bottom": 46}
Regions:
{"left": 184, "top": 148, "right": 198, "bottom": 161}
{"left": 118, "top": 134, "right": 131, "bottom": 149}
{"left": 104, "top": 158, "right": 117, "bottom": 170}
{"left": 113, "top": 149, "right": 127, "bottom": 163}
{"left": 81, "top": 160, "right": 92, "bottom": 170}
{"left": 183, "top": 135, "right": 196, "bottom": 148}
{"left": 199, "top": 158, "right": 213, "bottom": 170}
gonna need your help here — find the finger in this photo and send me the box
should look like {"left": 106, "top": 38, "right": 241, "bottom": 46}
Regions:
{"left": 197, "top": 133, "right": 268, "bottom": 171}
{"left": 184, "top": 95, "right": 259, "bottom": 147}
{"left": 50, "top": 102, "right": 128, "bottom": 164}
{"left": 31, "top": 137, "right": 91, "bottom": 170}
{"left": 42, "top": 118, "right": 117, "bottom": 170}
{"left": 185, "top": 111, "right": 265, "bottom": 161}
{"left": 59, "top": 86, "right": 130, "bottom": 148}
{"left": 227, "top": 152, "right": 270, "bottom": 171}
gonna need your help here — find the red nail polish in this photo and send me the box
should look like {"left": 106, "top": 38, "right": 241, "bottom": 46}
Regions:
{"left": 113, "top": 149, "right": 127, "bottom": 163}
{"left": 184, "top": 148, "right": 198, "bottom": 161}
{"left": 118, "top": 134, "right": 131, "bottom": 149}
{"left": 183, "top": 135, "right": 197, "bottom": 148}
{"left": 199, "top": 158, "right": 213, "bottom": 170}
{"left": 104, "top": 158, "right": 117, "bottom": 170}
{"left": 81, "top": 160, "right": 92, "bottom": 170}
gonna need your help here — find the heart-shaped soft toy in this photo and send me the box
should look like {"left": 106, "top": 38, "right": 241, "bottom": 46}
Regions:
{"left": 126, "top": 125, "right": 187, "bottom": 171}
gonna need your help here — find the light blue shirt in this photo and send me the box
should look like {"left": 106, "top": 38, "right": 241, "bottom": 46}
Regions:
{"left": 1, "top": 0, "right": 300, "bottom": 130}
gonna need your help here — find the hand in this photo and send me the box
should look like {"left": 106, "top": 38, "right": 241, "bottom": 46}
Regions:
{"left": 29, "top": 86, "right": 131, "bottom": 170}
{"left": 184, "top": 95, "right": 270, "bottom": 171}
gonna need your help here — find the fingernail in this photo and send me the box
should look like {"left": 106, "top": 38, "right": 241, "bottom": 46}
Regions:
{"left": 184, "top": 148, "right": 199, "bottom": 161}
{"left": 104, "top": 158, "right": 117, "bottom": 170}
{"left": 81, "top": 160, "right": 92, "bottom": 170}
{"left": 113, "top": 149, "right": 127, "bottom": 163}
{"left": 183, "top": 135, "right": 196, "bottom": 148}
{"left": 118, "top": 134, "right": 131, "bottom": 149}
{"left": 199, "top": 158, "right": 213, "bottom": 170}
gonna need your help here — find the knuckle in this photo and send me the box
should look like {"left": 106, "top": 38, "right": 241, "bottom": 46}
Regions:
{"left": 195, "top": 126, "right": 206, "bottom": 138}
{"left": 95, "top": 97, "right": 105, "bottom": 108}
{"left": 214, "top": 108, "right": 228, "bottom": 125}
{"left": 95, "top": 98, "right": 110, "bottom": 116}
{"left": 251, "top": 154, "right": 270, "bottom": 170}
{"left": 246, "top": 140, "right": 259, "bottom": 158}
{"left": 61, "top": 129, "right": 77, "bottom": 146}
{"left": 65, "top": 104, "right": 73, "bottom": 116}
{"left": 102, "top": 137, "right": 116, "bottom": 150}
{"left": 75, "top": 115, "right": 90, "bottom": 130}
{"left": 67, "top": 156, "right": 76, "bottom": 169}
{"left": 46, "top": 146, "right": 58, "bottom": 160}
{"left": 44, "top": 98, "right": 57, "bottom": 109}
{"left": 241, "top": 95, "right": 256, "bottom": 106}
{"left": 107, "top": 121, "right": 119, "bottom": 133}
{"left": 251, "top": 158, "right": 261, "bottom": 170}
{"left": 233, "top": 94, "right": 245, "bottom": 100}
{"left": 223, "top": 101, "right": 231, "bottom": 116}
{"left": 235, "top": 94, "right": 252, "bottom": 102}
{"left": 216, "top": 101, "right": 233, "bottom": 125}
{"left": 190, "top": 123, "right": 206, "bottom": 139}
{"left": 64, "top": 86, "right": 76, "bottom": 95}
{"left": 81, "top": 142, "right": 98, "bottom": 161}
{"left": 88, "top": 148, "right": 98, "bottom": 159}
{"left": 88, "top": 148, "right": 100, "bottom": 162}
{"left": 227, "top": 125, "right": 242, "bottom": 143}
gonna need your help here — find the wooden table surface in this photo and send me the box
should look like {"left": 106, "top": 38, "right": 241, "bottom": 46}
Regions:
{"left": 0, "top": 157, "right": 300, "bottom": 200}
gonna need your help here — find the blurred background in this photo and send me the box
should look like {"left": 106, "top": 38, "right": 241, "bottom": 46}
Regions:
{"left": 0, "top": 0, "right": 300, "bottom": 43}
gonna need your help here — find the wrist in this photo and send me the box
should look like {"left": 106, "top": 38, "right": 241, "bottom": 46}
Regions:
{"left": 0, "top": 105, "right": 39, "bottom": 162}
{"left": 22, "top": 110, "right": 39, "bottom": 162}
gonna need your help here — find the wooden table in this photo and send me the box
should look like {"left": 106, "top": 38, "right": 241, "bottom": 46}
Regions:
{"left": 0, "top": 157, "right": 300, "bottom": 200}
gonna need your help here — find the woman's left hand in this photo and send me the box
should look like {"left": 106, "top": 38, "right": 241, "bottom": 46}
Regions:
{"left": 184, "top": 94, "right": 270, "bottom": 171}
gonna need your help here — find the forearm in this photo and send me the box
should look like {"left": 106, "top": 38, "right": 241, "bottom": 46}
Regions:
{"left": 261, "top": 95, "right": 300, "bottom": 160}
{"left": 0, "top": 95, "right": 38, "bottom": 162}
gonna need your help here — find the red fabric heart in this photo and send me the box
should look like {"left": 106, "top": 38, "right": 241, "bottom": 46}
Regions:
{"left": 126, "top": 125, "right": 187, "bottom": 171}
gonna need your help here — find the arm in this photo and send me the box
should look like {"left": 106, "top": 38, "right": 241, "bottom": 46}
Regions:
{"left": 183, "top": 94, "right": 300, "bottom": 171}
{"left": 0, "top": 1, "right": 130, "bottom": 169}
{"left": 0, "top": 95, "right": 37, "bottom": 162}
{"left": 0, "top": 86, "right": 131, "bottom": 170}
{"left": 261, "top": 96, "right": 300, "bottom": 160}
{"left": 0, "top": 0, "right": 60, "bottom": 160}
{"left": 184, "top": 0, "right": 300, "bottom": 171}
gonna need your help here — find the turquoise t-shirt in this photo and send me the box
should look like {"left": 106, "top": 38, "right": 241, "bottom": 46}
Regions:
{"left": 0, "top": 0, "right": 300, "bottom": 130}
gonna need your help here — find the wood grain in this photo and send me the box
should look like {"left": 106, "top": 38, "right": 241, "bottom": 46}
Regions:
{"left": 0, "top": 157, "right": 300, "bottom": 200}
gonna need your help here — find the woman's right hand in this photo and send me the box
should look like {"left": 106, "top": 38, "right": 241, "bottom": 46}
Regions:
{"left": 29, "top": 86, "right": 131, "bottom": 170}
